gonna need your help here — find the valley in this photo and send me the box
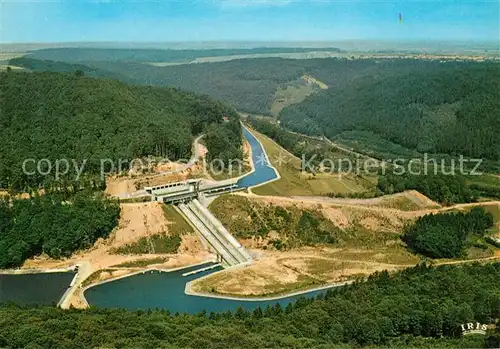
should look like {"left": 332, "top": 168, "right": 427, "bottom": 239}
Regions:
{"left": 1, "top": 42, "right": 499, "bottom": 348}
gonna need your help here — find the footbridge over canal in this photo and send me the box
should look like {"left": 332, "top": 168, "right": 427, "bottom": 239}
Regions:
{"left": 145, "top": 178, "right": 243, "bottom": 204}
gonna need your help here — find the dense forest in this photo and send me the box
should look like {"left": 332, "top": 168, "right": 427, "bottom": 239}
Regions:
{"left": 280, "top": 61, "right": 500, "bottom": 161}
{"left": 14, "top": 56, "right": 499, "bottom": 162}
{"left": 211, "top": 195, "right": 341, "bottom": 250}
{"left": 402, "top": 208, "right": 494, "bottom": 258}
{"left": 0, "top": 71, "right": 242, "bottom": 191}
{"left": 0, "top": 190, "right": 120, "bottom": 268}
{"left": 0, "top": 263, "right": 498, "bottom": 348}
{"left": 6, "top": 57, "right": 134, "bottom": 83}
{"left": 204, "top": 118, "right": 244, "bottom": 170}
{"left": 10, "top": 56, "right": 403, "bottom": 115}
{"left": 377, "top": 172, "right": 476, "bottom": 205}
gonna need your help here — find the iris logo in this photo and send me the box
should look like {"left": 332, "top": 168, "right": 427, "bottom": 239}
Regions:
{"left": 460, "top": 322, "right": 488, "bottom": 336}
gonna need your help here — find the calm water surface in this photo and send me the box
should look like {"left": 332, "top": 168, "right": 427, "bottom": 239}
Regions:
{"left": 237, "top": 127, "right": 278, "bottom": 188}
{"left": 0, "top": 272, "right": 75, "bottom": 305}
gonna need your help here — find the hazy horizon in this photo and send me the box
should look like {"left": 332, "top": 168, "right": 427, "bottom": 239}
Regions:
{"left": 1, "top": 40, "right": 498, "bottom": 56}
{"left": 2, "top": 1, "right": 498, "bottom": 44}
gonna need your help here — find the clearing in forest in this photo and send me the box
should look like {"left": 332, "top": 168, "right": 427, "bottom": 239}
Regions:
{"left": 270, "top": 74, "right": 328, "bottom": 116}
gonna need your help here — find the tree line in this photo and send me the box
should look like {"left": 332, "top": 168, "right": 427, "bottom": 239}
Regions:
{"left": 12, "top": 56, "right": 500, "bottom": 164}
{"left": 402, "top": 207, "right": 494, "bottom": 259}
{"left": 246, "top": 116, "right": 359, "bottom": 171}
{"left": 248, "top": 115, "right": 498, "bottom": 205}
{"left": 211, "top": 195, "right": 341, "bottom": 250}
{"left": 377, "top": 171, "right": 500, "bottom": 204}
{"left": 10, "top": 56, "right": 392, "bottom": 116}
{"left": 26, "top": 47, "right": 341, "bottom": 64}
{"left": 377, "top": 172, "right": 476, "bottom": 205}
{"left": 0, "top": 263, "right": 498, "bottom": 348}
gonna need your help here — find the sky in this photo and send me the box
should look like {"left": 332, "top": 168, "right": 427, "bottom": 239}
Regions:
{"left": 1, "top": 0, "right": 498, "bottom": 43}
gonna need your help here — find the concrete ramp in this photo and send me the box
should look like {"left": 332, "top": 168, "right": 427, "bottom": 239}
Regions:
{"left": 190, "top": 199, "right": 252, "bottom": 263}
{"left": 179, "top": 203, "right": 240, "bottom": 266}
{"left": 178, "top": 199, "right": 252, "bottom": 267}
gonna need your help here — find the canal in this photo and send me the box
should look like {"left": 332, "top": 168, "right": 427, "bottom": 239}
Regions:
{"left": 0, "top": 272, "right": 75, "bottom": 306}
{"left": 2, "top": 126, "right": 325, "bottom": 311}
{"left": 84, "top": 263, "right": 328, "bottom": 312}
{"left": 236, "top": 126, "right": 278, "bottom": 188}
{"left": 84, "top": 127, "right": 325, "bottom": 312}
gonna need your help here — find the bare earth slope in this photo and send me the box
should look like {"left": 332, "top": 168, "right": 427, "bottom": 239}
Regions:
{"left": 192, "top": 193, "right": 500, "bottom": 297}
{"left": 23, "top": 202, "right": 210, "bottom": 307}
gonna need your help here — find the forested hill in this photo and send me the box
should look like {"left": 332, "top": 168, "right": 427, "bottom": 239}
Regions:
{"left": 9, "top": 57, "right": 500, "bottom": 161}
{"left": 0, "top": 71, "right": 242, "bottom": 192}
{"left": 10, "top": 56, "right": 396, "bottom": 115}
{"left": 280, "top": 61, "right": 500, "bottom": 161}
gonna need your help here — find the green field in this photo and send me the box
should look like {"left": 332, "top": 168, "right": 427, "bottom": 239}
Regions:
{"left": 250, "top": 128, "right": 369, "bottom": 196}
{"left": 447, "top": 203, "right": 500, "bottom": 235}
{"left": 437, "top": 204, "right": 500, "bottom": 257}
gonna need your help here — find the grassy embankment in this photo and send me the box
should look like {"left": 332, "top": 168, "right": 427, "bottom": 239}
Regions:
{"left": 119, "top": 196, "right": 152, "bottom": 203}
{"left": 111, "top": 257, "right": 169, "bottom": 268}
{"left": 210, "top": 195, "right": 417, "bottom": 250}
{"left": 249, "top": 128, "right": 373, "bottom": 196}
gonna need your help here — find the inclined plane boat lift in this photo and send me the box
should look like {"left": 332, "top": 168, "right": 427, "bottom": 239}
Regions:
{"left": 145, "top": 179, "right": 252, "bottom": 269}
